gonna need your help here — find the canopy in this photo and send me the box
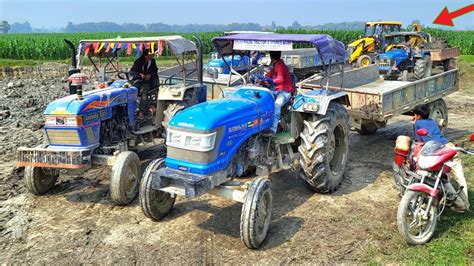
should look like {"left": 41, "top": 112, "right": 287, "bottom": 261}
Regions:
{"left": 212, "top": 33, "right": 346, "bottom": 63}
{"left": 79, "top": 35, "right": 197, "bottom": 56}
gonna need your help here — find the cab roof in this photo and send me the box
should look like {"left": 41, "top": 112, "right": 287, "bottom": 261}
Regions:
{"left": 79, "top": 35, "right": 196, "bottom": 54}
{"left": 212, "top": 33, "right": 346, "bottom": 63}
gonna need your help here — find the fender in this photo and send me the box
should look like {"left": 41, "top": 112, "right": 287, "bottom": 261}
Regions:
{"left": 407, "top": 183, "right": 439, "bottom": 197}
{"left": 158, "top": 84, "right": 196, "bottom": 101}
{"left": 292, "top": 90, "right": 348, "bottom": 116}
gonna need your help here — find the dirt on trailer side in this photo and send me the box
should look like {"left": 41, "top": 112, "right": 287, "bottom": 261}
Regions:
{"left": 0, "top": 72, "right": 473, "bottom": 263}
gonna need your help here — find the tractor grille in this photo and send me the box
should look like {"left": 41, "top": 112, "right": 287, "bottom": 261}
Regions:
{"left": 378, "top": 63, "right": 391, "bottom": 71}
{"left": 17, "top": 147, "right": 91, "bottom": 169}
{"left": 46, "top": 129, "right": 81, "bottom": 145}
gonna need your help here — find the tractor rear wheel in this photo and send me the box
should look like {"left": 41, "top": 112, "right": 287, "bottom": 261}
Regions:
{"left": 24, "top": 166, "right": 59, "bottom": 195}
{"left": 140, "top": 158, "right": 176, "bottom": 221}
{"left": 298, "top": 102, "right": 350, "bottom": 193}
{"left": 414, "top": 56, "right": 432, "bottom": 80}
{"left": 110, "top": 151, "right": 141, "bottom": 205}
{"left": 161, "top": 90, "right": 196, "bottom": 137}
{"left": 357, "top": 55, "right": 372, "bottom": 68}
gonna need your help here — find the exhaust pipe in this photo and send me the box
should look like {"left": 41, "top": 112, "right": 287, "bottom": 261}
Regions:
{"left": 193, "top": 35, "right": 203, "bottom": 85}
{"left": 64, "top": 39, "right": 80, "bottom": 95}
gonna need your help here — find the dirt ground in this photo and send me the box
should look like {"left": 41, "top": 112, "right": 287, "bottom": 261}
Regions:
{"left": 0, "top": 71, "right": 473, "bottom": 263}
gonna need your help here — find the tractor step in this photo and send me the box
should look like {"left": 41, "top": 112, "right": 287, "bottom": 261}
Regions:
{"left": 274, "top": 131, "right": 295, "bottom": 144}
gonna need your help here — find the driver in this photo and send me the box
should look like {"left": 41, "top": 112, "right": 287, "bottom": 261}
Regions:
{"left": 131, "top": 49, "right": 159, "bottom": 118}
{"left": 403, "top": 35, "right": 412, "bottom": 56}
{"left": 264, "top": 51, "right": 295, "bottom": 134}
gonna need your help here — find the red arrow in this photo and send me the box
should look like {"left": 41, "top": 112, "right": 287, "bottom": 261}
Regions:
{"left": 433, "top": 4, "right": 474, "bottom": 26}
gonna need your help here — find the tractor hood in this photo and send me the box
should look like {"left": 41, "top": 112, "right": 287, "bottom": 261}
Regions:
{"left": 379, "top": 49, "right": 407, "bottom": 61}
{"left": 44, "top": 81, "right": 138, "bottom": 115}
{"left": 169, "top": 87, "right": 274, "bottom": 132}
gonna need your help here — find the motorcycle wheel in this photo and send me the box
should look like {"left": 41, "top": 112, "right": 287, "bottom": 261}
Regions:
{"left": 397, "top": 190, "right": 438, "bottom": 245}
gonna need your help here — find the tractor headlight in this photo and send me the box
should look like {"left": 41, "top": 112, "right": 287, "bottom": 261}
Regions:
{"left": 302, "top": 103, "right": 319, "bottom": 112}
{"left": 44, "top": 115, "right": 82, "bottom": 126}
{"left": 167, "top": 129, "right": 217, "bottom": 152}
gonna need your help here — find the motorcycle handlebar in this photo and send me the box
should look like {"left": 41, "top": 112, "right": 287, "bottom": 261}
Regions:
{"left": 456, "top": 147, "right": 474, "bottom": 155}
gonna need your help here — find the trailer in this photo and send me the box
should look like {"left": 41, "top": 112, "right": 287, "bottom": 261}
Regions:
{"left": 299, "top": 65, "right": 458, "bottom": 134}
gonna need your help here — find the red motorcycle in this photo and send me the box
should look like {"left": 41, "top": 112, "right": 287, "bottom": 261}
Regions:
{"left": 396, "top": 129, "right": 473, "bottom": 245}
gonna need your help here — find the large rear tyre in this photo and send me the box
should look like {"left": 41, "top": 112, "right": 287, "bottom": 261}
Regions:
{"left": 413, "top": 59, "right": 426, "bottom": 80}
{"left": 397, "top": 190, "right": 438, "bottom": 245}
{"left": 240, "top": 178, "right": 273, "bottom": 249}
{"left": 140, "top": 158, "right": 176, "bottom": 221}
{"left": 356, "top": 55, "right": 372, "bottom": 68}
{"left": 110, "top": 151, "right": 141, "bottom": 205}
{"left": 298, "top": 102, "right": 350, "bottom": 193}
{"left": 414, "top": 57, "right": 432, "bottom": 80}
{"left": 428, "top": 99, "right": 448, "bottom": 133}
{"left": 24, "top": 166, "right": 59, "bottom": 195}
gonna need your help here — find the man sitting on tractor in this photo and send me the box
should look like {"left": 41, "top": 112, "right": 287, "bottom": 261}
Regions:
{"left": 263, "top": 51, "right": 295, "bottom": 134}
{"left": 413, "top": 105, "right": 470, "bottom": 212}
{"left": 131, "top": 50, "right": 159, "bottom": 118}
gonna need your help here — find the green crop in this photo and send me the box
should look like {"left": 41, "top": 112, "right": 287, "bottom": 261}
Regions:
{"left": 0, "top": 29, "right": 472, "bottom": 61}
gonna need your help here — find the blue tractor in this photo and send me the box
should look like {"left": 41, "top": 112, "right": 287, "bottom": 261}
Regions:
{"left": 139, "top": 33, "right": 349, "bottom": 248}
{"left": 377, "top": 32, "right": 433, "bottom": 80}
{"left": 206, "top": 52, "right": 251, "bottom": 75}
{"left": 16, "top": 36, "right": 206, "bottom": 205}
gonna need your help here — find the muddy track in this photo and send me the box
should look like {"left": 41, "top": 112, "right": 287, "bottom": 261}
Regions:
{"left": 0, "top": 75, "right": 473, "bottom": 263}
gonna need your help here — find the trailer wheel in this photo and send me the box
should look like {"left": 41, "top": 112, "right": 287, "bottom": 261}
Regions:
{"left": 240, "top": 178, "right": 273, "bottom": 249}
{"left": 356, "top": 122, "right": 379, "bottom": 135}
{"left": 24, "top": 166, "right": 59, "bottom": 195}
{"left": 140, "top": 158, "right": 175, "bottom": 221}
{"left": 110, "top": 151, "right": 140, "bottom": 205}
{"left": 443, "top": 58, "right": 453, "bottom": 72}
{"left": 428, "top": 99, "right": 448, "bottom": 133}
{"left": 357, "top": 55, "right": 372, "bottom": 68}
{"left": 298, "top": 102, "right": 350, "bottom": 193}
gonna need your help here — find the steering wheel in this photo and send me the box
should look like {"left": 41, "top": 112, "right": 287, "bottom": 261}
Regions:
{"left": 250, "top": 74, "right": 274, "bottom": 89}
{"left": 117, "top": 71, "right": 141, "bottom": 82}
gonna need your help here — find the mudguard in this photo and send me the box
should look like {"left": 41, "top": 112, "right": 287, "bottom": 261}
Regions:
{"left": 407, "top": 183, "right": 439, "bottom": 197}
{"left": 292, "top": 90, "right": 348, "bottom": 116}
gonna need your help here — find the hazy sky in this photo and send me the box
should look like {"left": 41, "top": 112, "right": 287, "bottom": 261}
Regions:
{"left": 1, "top": 0, "right": 473, "bottom": 29}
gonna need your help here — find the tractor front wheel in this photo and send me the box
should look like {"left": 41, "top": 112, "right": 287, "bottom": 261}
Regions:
{"left": 140, "top": 158, "right": 175, "bottom": 221}
{"left": 24, "top": 166, "right": 59, "bottom": 195}
{"left": 109, "top": 151, "right": 141, "bottom": 205}
{"left": 240, "top": 178, "right": 273, "bottom": 249}
{"left": 298, "top": 102, "right": 350, "bottom": 193}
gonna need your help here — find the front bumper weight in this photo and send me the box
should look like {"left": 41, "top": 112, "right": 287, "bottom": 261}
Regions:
{"left": 151, "top": 168, "right": 228, "bottom": 198}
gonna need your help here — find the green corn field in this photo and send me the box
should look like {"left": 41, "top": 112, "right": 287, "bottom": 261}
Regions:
{"left": 0, "top": 29, "right": 472, "bottom": 60}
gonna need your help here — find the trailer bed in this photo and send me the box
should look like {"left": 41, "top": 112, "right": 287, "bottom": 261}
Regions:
{"left": 300, "top": 65, "right": 459, "bottom": 125}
